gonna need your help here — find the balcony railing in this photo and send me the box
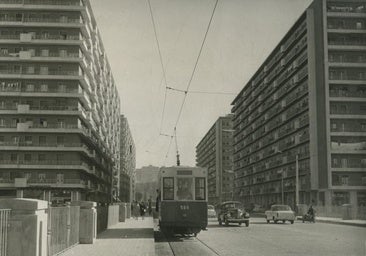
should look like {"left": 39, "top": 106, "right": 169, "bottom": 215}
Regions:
{"left": 328, "top": 38, "right": 366, "bottom": 46}
{"left": 329, "top": 55, "right": 366, "bottom": 63}
{"left": 327, "top": 4, "right": 366, "bottom": 14}
{"left": 329, "top": 90, "right": 366, "bottom": 97}
{"left": 23, "top": 0, "right": 82, "bottom": 6}
{"left": 0, "top": 69, "right": 80, "bottom": 76}
{"left": 27, "top": 178, "right": 86, "bottom": 185}
{"left": 331, "top": 141, "right": 366, "bottom": 151}
{"left": 329, "top": 73, "right": 366, "bottom": 80}
{"left": 23, "top": 17, "right": 81, "bottom": 24}
{"left": 328, "top": 23, "right": 366, "bottom": 30}
{"left": 0, "top": 51, "right": 81, "bottom": 59}
{"left": 330, "top": 125, "right": 366, "bottom": 133}
{"left": 0, "top": 160, "right": 87, "bottom": 165}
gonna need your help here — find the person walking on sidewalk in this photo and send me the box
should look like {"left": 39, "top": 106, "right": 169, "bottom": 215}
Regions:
{"left": 139, "top": 201, "right": 146, "bottom": 220}
{"left": 148, "top": 198, "right": 152, "bottom": 216}
{"left": 133, "top": 200, "right": 139, "bottom": 220}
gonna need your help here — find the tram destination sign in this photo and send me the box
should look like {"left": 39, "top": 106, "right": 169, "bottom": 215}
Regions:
{"left": 177, "top": 170, "right": 192, "bottom": 175}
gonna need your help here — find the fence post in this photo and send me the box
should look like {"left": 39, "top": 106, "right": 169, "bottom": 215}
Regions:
{"left": 66, "top": 204, "right": 71, "bottom": 248}
{"left": 70, "top": 201, "right": 96, "bottom": 244}
{"left": 0, "top": 198, "right": 48, "bottom": 256}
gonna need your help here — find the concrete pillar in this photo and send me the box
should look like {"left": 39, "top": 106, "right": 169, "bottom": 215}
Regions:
{"left": 119, "top": 203, "right": 126, "bottom": 222}
{"left": 126, "top": 203, "right": 131, "bottom": 218}
{"left": 324, "top": 190, "right": 332, "bottom": 206}
{"left": 349, "top": 191, "right": 357, "bottom": 219}
{"left": 70, "top": 201, "right": 97, "bottom": 244}
{"left": 0, "top": 198, "right": 48, "bottom": 256}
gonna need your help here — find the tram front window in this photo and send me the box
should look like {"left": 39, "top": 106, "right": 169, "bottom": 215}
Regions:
{"left": 195, "top": 177, "right": 206, "bottom": 200}
{"left": 177, "top": 177, "right": 193, "bottom": 200}
{"left": 163, "top": 177, "right": 174, "bottom": 200}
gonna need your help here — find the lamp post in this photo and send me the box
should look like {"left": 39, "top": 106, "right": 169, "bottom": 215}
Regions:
{"left": 281, "top": 170, "right": 284, "bottom": 205}
{"left": 295, "top": 154, "right": 299, "bottom": 207}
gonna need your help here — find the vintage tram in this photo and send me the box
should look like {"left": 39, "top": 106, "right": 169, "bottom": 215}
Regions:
{"left": 158, "top": 166, "right": 208, "bottom": 236}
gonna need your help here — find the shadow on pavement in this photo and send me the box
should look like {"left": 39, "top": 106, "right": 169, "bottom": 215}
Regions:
{"left": 97, "top": 228, "right": 154, "bottom": 239}
{"left": 154, "top": 230, "right": 196, "bottom": 243}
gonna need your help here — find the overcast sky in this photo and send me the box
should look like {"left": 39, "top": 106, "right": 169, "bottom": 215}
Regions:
{"left": 89, "top": 0, "right": 313, "bottom": 168}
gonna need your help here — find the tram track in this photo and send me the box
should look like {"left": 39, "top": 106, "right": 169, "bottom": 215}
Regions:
{"left": 155, "top": 229, "right": 220, "bottom": 256}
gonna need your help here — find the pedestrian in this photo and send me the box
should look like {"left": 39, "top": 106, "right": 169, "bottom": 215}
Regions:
{"left": 139, "top": 201, "right": 146, "bottom": 220}
{"left": 156, "top": 189, "right": 161, "bottom": 212}
{"left": 148, "top": 198, "right": 152, "bottom": 216}
{"left": 133, "top": 200, "right": 139, "bottom": 220}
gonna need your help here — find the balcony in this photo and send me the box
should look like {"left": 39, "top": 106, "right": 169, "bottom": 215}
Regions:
{"left": 0, "top": 160, "right": 92, "bottom": 172}
{"left": 0, "top": 50, "right": 82, "bottom": 62}
{"left": 0, "top": 16, "right": 82, "bottom": 27}
{"left": 0, "top": 142, "right": 94, "bottom": 155}
{"left": 0, "top": 33, "right": 82, "bottom": 45}
{"left": 331, "top": 141, "right": 366, "bottom": 153}
{"left": 327, "top": 4, "right": 366, "bottom": 18}
{"left": 26, "top": 178, "right": 87, "bottom": 188}
{"left": 329, "top": 90, "right": 366, "bottom": 101}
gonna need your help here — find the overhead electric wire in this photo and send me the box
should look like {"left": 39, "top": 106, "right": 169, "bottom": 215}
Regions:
{"left": 147, "top": 0, "right": 169, "bottom": 135}
{"left": 164, "top": 135, "right": 174, "bottom": 166}
{"left": 166, "top": 86, "right": 236, "bottom": 95}
{"left": 173, "top": 0, "right": 219, "bottom": 129}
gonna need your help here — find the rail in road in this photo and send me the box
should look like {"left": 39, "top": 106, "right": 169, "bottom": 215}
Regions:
{"left": 154, "top": 229, "right": 220, "bottom": 256}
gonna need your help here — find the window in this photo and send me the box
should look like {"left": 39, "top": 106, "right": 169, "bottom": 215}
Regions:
{"left": 362, "top": 176, "right": 366, "bottom": 185}
{"left": 195, "top": 178, "right": 206, "bottom": 200}
{"left": 40, "top": 84, "right": 48, "bottom": 92}
{"left": 24, "top": 154, "right": 31, "bottom": 162}
{"left": 0, "top": 136, "right": 4, "bottom": 145}
{"left": 341, "top": 176, "right": 349, "bottom": 185}
{"left": 40, "top": 118, "right": 47, "bottom": 127}
{"left": 39, "top": 173, "right": 46, "bottom": 182}
{"left": 0, "top": 118, "right": 4, "bottom": 127}
{"left": 26, "top": 66, "right": 35, "bottom": 74}
{"left": 40, "top": 66, "right": 48, "bottom": 75}
{"left": 10, "top": 153, "right": 18, "bottom": 162}
{"left": 25, "top": 135, "right": 32, "bottom": 145}
{"left": 40, "top": 49, "right": 49, "bottom": 57}
{"left": 26, "top": 83, "right": 34, "bottom": 92}
{"left": 163, "top": 177, "right": 174, "bottom": 200}
{"left": 177, "top": 177, "right": 193, "bottom": 200}
{"left": 56, "top": 173, "right": 64, "bottom": 184}
{"left": 38, "top": 154, "right": 46, "bottom": 162}
{"left": 56, "top": 136, "right": 64, "bottom": 145}
{"left": 39, "top": 136, "right": 46, "bottom": 145}
{"left": 57, "top": 119, "right": 65, "bottom": 128}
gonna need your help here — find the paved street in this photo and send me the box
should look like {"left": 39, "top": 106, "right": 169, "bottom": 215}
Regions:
{"left": 192, "top": 218, "right": 366, "bottom": 256}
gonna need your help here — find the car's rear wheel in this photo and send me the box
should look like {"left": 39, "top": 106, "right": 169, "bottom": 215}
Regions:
{"left": 245, "top": 221, "right": 249, "bottom": 227}
{"left": 218, "top": 219, "right": 222, "bottom": 226}
{"left": 266, "top": 219, "right": 270, "bottom": 224}
{"left": 273, "top": 217, "right": 278, "bottom": 224}
{"left": 282, "top": 220, "right": 286, "bottom": 224}
{"left": 290, "top": 220, "right": 294, "bottom": 224}
{"left": 238, "top": 222, "right": 242, "bottom": 226}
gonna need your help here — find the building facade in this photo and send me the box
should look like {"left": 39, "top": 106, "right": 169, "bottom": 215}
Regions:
{"left": 196, "top": 115, "right": 234, "bottom": 205}
{"left": 231, "top": 0, "right": 366, "bottom": 209}
{"left": 134, "top": 165, "right": 159, "bottom": 202}
{"left": 0, "top": 0, "right": 121, "bottom": 204}
{"left": 119, "top": 115, "right": 135, "bottom": 203}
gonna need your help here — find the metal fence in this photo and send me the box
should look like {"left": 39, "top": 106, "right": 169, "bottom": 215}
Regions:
{"left": 47, "top": 206, "right": 80, "bottom": 256}
{"left": 0, "top": 209, "right": 10, "bottom": 256}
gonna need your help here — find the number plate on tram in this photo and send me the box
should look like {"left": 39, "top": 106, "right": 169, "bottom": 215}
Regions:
{"left": 180, "top": 205, "right": 189, "bottom": 210}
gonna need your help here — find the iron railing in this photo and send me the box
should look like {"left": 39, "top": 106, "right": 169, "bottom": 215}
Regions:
{"left": 0, "top": 209, "right": 10, "bottom": 256}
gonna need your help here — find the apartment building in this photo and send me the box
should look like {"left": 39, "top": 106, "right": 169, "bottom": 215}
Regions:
{"left": 119, "top": 115, "right": 135, "bottom": 203}
{"left": 231, "top": 0, "right": 366, "bottom": 209}
{"left": 0, "top": 0, "right": 121, "bottom": 204}
{"left": 196, "top": 114, "right": 234, "bottom": 205}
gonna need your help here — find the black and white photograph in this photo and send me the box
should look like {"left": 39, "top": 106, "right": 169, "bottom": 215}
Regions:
{"left": 0, "top": 0, "right": 365, "bottom": 255}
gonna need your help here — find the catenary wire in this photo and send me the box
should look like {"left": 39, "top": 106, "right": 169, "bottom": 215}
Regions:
{"left": 167, "top": 86, "right": 236, "bottom": 95}
{"left": 173, "top": 0, "right": 219, "bottom": 129}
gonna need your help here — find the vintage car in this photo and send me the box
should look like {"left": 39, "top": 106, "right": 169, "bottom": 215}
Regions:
{"left": 217, "top": 201, "right": 250, "bottom": 226}
{"left": 207, "top": 205, "right": 216, "bottom": 218}
{"left": 265, "top": 204, "right": 295, "bottom": 224}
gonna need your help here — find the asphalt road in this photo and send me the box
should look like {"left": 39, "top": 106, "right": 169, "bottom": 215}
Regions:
{"left": 195, "top": 217, "right": 366, "bottom": 256}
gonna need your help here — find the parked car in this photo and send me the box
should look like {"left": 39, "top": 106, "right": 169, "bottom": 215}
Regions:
{"left": 207, "top": 205, "right": 216, "bottom": 218}
{"left": 217, "top": 201, "right": 250, "bottom": 227}
{"left": 265, "top": 204, "right": 295, "bottom": 224}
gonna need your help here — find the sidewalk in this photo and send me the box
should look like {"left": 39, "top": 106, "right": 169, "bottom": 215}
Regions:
{"left": 297, "top": 216, "right": 366, "bottom": 227}
{"left": 61, "top": 217, "right": 155, "bottom": 256}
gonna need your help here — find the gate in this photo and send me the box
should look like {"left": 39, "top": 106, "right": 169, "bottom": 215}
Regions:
{"left": 0, "top": 209, "right": 10, "bottom": 256}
